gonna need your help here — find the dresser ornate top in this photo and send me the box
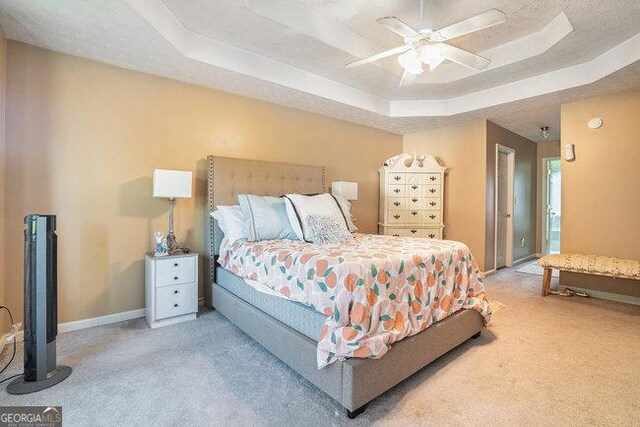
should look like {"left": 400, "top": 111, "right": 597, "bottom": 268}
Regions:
{"left": 378, "top": 153, "right": 447, "bottom": 239}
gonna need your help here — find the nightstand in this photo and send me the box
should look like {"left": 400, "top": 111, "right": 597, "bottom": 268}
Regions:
{"left": 145, "top": 253, "right": 198, "bottom": 328}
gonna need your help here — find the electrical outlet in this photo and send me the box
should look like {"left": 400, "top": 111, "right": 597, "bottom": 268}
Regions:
{"left": 521, "top": 237, "right": 526, "bottom": 248}
{"left": 0, "top": 322, "right": 22, "bottom": 354}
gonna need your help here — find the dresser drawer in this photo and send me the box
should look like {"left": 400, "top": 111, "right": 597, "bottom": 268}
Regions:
{"left": 420, "top": 228, "right": 442, "bottom": 239}
{"left": 406, "top": 174, "right": 423, "bottom": 185}
{"left": 407, "top": 209, "right": 423, "bottom": 223}
{"left": 425, "top": 211, "right": 441, "bottom": 224}
{"left": 389, "top": 211, "right": 407, "bottom": 223}
{"left": 388, "top": 173, "right": 406, "bottom": 184}
{"left": 406, "top": 184, "right": 423, "bottom": 197}
{"left": 425, "top": 173, "right": 441, "bottom": 184}
{"left": 155, "top": 282, "right": 197, "bottom": 320}
{"left": 389, "top": 185, "right": 406, "bottom": 197}
{"left": 425, "top": 198, "right": 440, "bottom": 210}
{"left": 389, "top": 197, "right": 406, "bottom": 210}
{"left": 407, "top": 196, "right": 424, "bottom": 209}
{"left": 155, "top": 257, "right": 196, "bottom": 287}
{"left": 386, "top": 229, "right": 406, "bottom": 237}
{"left": 425, "top": 184, "right": 440, "bottom": 197}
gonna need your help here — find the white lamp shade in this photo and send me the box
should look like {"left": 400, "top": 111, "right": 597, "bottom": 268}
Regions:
{"left": 153, "top": 169, "right": 193, "bottom": 198}
{"left": 331, "top": 181, "right": 358, "bottom": 201}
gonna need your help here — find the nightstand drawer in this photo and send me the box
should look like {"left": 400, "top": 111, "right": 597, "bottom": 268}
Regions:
{"left": 155, "top": 258, "right": 195, "bottom": 287}
{"left": 155, "top": 283, "right": 197, "bottom": 320}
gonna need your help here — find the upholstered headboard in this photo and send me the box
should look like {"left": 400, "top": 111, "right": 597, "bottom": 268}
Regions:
{"left": 205, "top": 156, "right": 325, "bottom": 286}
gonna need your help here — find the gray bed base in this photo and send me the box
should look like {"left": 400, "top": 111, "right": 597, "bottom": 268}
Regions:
{"left": 205, "top": 156, "right": 484, "bottom": 417}
{"left": 211, "top": 271, "right": 483, "bottom": 415}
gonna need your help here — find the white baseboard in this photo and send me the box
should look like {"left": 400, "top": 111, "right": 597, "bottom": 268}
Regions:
{"left": 13, "top": 308, "right": 146, "bottom": 343}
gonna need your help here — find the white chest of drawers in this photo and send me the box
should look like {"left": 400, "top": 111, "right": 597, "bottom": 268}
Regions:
{"left": 145, "top": 253, "right": 198, "bottom": 328}
{"left": 379, "top": 154, "right": 447, "bottom": 239}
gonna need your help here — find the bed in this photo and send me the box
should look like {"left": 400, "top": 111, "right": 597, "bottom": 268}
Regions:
{"left": 205, "top": 156, "right": 488, "bottom": 418}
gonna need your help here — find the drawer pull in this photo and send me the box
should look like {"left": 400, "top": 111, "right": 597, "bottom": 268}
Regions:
{"left": 174, "top": 262, "right": 179, "bottom": 267}
{"left": 393, "top": 233, "right": 400, "bottom": 237}
{"left": 394, "top": 175, "right": 401, "bottom": 181}
{"left": 411, "top": 185, "right": 418, "bottom": 190}
{"left": 394, "top": 214, "right": 400, "bottom": 219}
{"left": 173, "top": 303, "right": 179, "bottom": 308}
{"left": 173, "top": 276, "right": 179, "bottom": 281}
{"left": 429, "top": 214, "right": 436, "bottom": 219}
{"left": 394, "top": 189, "right": 401, "bottom": 193}
{"left": 429, "top": 234, "right": 435, "bottom": 238}
{"left": 430, "top": 201, "right": 437, "bottom": 206}
{"left": 410, "top": 229, "right": 417, "bottom": 234}
{"left": 411, "top": 198, "right": 418, "bottom": 202}
{"left": 394, "top": 201, "right": 401, "bottom": 206}
{"left": 173, "top": 289, "right": 179, "bottom": 294}
{"left": 411, "top": 211, "right": 418, "bottom": 216}
{"left": 429, "top": 188, "right": 436, "bottom": 193}
{"left": 430, "top": 176, "right": 437, "bottom": 181}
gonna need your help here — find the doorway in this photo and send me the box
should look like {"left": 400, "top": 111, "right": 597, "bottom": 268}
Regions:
{"left": 542, "top": 158, "right": 561, "bottom": 254}
{"left": 495, "top": 145, "right": 515, "bottom": 270}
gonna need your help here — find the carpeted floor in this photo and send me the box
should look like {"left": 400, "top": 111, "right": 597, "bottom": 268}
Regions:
{"left": 516, "top": 258, "right": 559, "bottom": 277}
{"left": 2, "top": 268, "right": 640, "bottom": 426}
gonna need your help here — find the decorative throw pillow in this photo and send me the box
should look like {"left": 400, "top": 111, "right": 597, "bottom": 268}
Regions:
{"left": 237, "top": 194, "right": 299, "bottom": 241}
{"left": 283, "top": 193, "right": 351, "bottom": 242}
{"left": 332, "top": 194, "right": 358, "bottom": 232}
{"left": 306, "top": 214, "right": 353, "bottom": 244}
{"left": 211, "top": 206, "right": 247, "bottom": 243}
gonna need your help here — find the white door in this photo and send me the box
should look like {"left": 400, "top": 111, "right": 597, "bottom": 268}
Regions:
{"left": 496, "top": 151, "right": 509, "bottom": 268}
{"left": 544, "top": 159, "right": 562, "bottom": 254}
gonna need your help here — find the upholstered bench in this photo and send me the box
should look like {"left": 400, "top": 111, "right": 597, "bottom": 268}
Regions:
{"left": 538, "top": 254, "right": 640, "bottom": 296}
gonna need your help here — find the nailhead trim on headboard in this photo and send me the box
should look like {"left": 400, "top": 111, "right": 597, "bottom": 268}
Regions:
{"left": 205, "top": 156, "right": 325, "bottom": 303}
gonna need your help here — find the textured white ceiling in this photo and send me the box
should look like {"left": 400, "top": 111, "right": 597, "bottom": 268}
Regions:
{"left": 0, "top": 0, "right": 638, "bottom": 140}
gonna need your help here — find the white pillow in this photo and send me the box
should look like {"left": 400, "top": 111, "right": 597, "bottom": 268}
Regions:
{"left": 284, "top": 193, "right": 352, "bottom": 243}
{"left": 237, "top": 194, "right": 298, "bottom": 241}
{"left": 332, "top": 194, "right": 358, "bottom": 232}
{"left": 211, "top": 206, "right": 247, "bottom": 243}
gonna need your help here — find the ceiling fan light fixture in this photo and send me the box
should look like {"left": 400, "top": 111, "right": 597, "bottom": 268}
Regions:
{"left": 540, "top": 126, "right": 551, "bottom": 139}
{"left": 421, "top": 44, "right": 444, "bottom": 70}
{"left": 397, "top": 49, "right": 423, "bottom": 74}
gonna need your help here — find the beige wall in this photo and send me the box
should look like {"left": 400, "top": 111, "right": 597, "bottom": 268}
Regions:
{"left": 0, "top": 26, "right": 5, "bottom": 330}
{"left": 403, "top": 120, "right": 488, "bottom": 269}
{"left": 535, "top": 141, "right": 561, "bottom": 253}
{"left": 485, "top": 121, "right": 537, "bottom": 269}
{"left": 560, "top": 91, "right": 640, "bottom": 260}
{"left": 4, "top": 42, "right": 402, "bottom": 324}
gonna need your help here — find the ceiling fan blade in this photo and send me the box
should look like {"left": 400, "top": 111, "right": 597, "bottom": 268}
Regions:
{"left": 399, "top": 70, "right": 417, "bottom": 87}
{"left": 345, "top": 45, "right": 409, "bottom": 69}
{"left": 377, "top": 17, "right": 419, "bottom": 38}
{"left": 438, "top": 43, "right": 491, "bottom": 70}
{"left": 436, "top": 9, "right": 506, "bottom": 41}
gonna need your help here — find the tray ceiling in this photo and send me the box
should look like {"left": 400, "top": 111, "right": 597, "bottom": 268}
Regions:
{"left": 0, "top": 0, "right": 638, "bottom": 141}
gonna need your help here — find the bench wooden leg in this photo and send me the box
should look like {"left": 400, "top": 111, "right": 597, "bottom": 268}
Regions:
{"left": 541, "top": 268, "right": 552, "bottom": 296}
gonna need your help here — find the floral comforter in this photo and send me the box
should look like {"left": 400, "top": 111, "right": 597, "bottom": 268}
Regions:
{"left": 218, "top": 234, "right": 491, "bottom": 368}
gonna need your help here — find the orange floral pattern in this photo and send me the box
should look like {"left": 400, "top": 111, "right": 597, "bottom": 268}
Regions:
{"left": 219, "top": 234, "right": 491, "bottom": 368}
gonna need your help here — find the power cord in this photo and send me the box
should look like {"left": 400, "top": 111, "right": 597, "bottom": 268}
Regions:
{"left": 0, "top": 305, "right": 21, "bottom": 384}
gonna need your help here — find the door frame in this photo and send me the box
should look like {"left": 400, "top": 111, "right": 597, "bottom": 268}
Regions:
{"left": 494, "top": 144, "right": 515, "bottom": 270}
{"left": 541, "top": 156, "right": 561, "bottom": 254}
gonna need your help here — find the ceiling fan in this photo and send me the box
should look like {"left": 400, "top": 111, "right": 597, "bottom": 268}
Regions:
{"left": 345, "top": 9, "right": 506, "bottom": 87}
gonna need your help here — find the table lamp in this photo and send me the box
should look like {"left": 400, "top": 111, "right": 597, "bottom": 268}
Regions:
{"left": 153, "top": 169, "right": 192, "bottom": 255}
{"left": 331, "top": 182, "right": 358, "bottom": 201}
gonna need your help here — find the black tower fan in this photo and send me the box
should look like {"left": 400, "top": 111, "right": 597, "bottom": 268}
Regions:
{"left": 7, "top": 215, "right": 71, "bottom": 394}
